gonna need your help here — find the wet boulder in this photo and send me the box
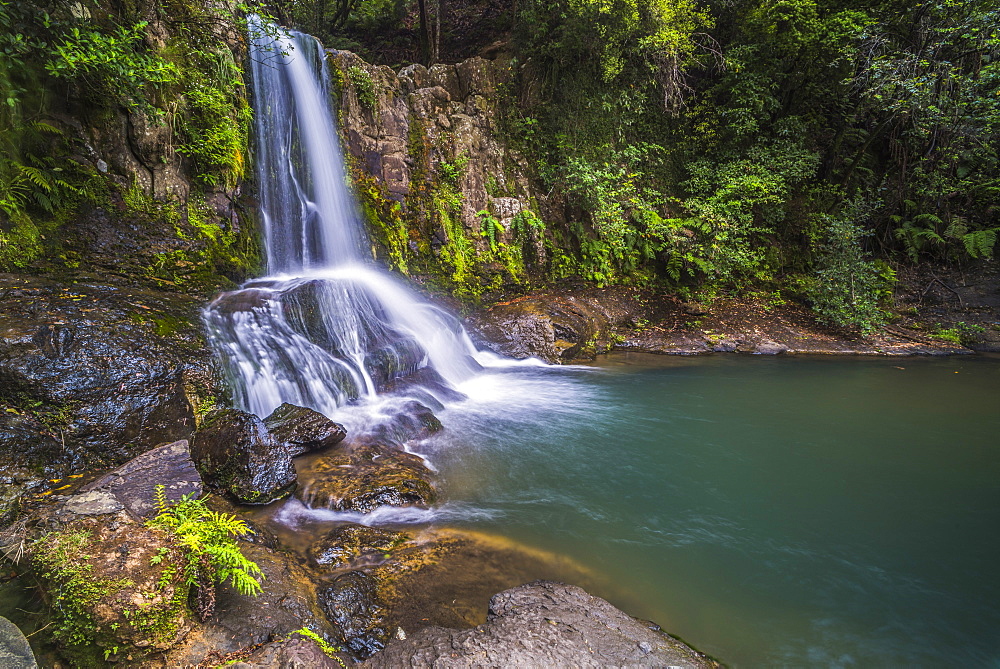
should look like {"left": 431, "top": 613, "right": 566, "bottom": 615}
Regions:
{"left": 362, "top": 338, "right": 427, "bottom": 392}
{"left": 364, "top": 400, "right": 443, "bottom": 447}
{"left": 365, "top": 581, "right": 720, "bottom": 668}
{"left": 13, "top": 441, "right": 211, "bottom": 661}
{"left": 308, "top": 524, "right": 410, "bottom": 570}
{"left": 190, "top": 409, "right": 295, "bottom": 504}
{"left": 75, "top": 439, "right": 202, "bottom": 519}
{"left": 264, "top": 403, "right": 347, "bottom": 457}
{"left": 227, "top": 636, "right": 349, "bottom": 668}
{"left": 0, "top": 414, "right": 61, "bottom": 524}
{"left": 0, "top": 276, "right": 221, "bottom": 519}
{"left": 296, "top": 443, "right": 437, "bottom": 512}
{"left": 318, "top": 571, "right": 388, "bottom": 658}
{"left": 0, "top": 616, "right": 36, "bottom": 669}
{"left": 367, "top": 528, "right": 597, "bottom": 634}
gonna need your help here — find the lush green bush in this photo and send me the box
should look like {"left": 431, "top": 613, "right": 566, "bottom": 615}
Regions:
{"left": 806, "top": 213, "right": 895, "bottom": 332}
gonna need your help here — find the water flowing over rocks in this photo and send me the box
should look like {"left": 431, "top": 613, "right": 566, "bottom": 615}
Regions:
{"left": 365, "top": 581, "right": 720, "bottom": 669}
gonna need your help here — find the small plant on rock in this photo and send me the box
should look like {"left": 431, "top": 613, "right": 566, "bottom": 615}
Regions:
{"left": 147, "top": 486, "right": 263, "bottom": 621}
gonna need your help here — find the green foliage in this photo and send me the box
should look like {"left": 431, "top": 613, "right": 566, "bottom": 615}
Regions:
{"left": 147, "top": 485, "right": 264, "bottom": 600}
{"left": 292, "top": 627, "right": 346, "bottom": 665}
{"left": 806, "top": 212, "right": 894, "bottom": 332}
{"left": 44, "top": 21, "right": 179, "bottom": 108}
{"left": 176, "top": 51, "right": 252, "bottom": 188}
{"left": 347, "top": 65, "right": 377, "bottom": 111}
{"left": 930, "top": 321, "right": 985, "bottom": 346}
{"left": 438, "top": 154, "right": 470, "bottom": 185}
{"left": 32, "top": 530, "right": 127, "bottom": 648}
{"left": 0, "top": 0, "right": 260, "bottom": 277}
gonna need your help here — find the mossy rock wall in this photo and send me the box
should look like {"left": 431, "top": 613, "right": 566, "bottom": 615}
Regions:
{"left": 0, "top": 0, "right": 261, "bottom": 292}
{"left": 332, "top": 52, "right": 551, "bottom": 301}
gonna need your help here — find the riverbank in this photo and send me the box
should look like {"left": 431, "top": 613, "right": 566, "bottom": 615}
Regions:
{"left": 465, "top": 262, "right": 1000, "bottom": 362}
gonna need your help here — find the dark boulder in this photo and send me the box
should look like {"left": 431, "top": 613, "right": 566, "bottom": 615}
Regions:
{"left": 0, "top": 616, "right": 36, "bottom": 669}
{"left": 318, "top": 571, "right": 388, "bottom": 658}
{"left": 0, "top": 275, "right": 222, "bottom": 519}
{"left": 364, "top": 400, "right": 443, "bottom": 447}
{"left": 466, "top": 293, "right": 629, "bottom": 363}
{"left": 296, "top": 443, "right": 436, "bottom": 512}
{"left": 308, "top": 524, "right": 410, "bottom": 570}
{"left": 190, "top": 409, "right": 295, "bottom": 504}
{"left": 364, "top": 581, "right": 720, "bottom": 668}
{"left": 264, "top": 403, "right": 347, "bottom": 457}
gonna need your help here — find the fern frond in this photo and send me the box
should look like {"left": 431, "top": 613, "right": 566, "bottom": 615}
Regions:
{"left": 962, "top": 229, "right": 997, "bottom": 259}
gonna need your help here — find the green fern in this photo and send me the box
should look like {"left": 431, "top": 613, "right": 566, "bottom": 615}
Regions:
{"left": 962, "top": 228, "right": 998, "bottom": 260}
{"left": 147, "top": 486, "right": 263, "bottom": 606}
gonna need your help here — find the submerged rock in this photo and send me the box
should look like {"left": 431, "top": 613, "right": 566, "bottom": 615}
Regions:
{"left": 380, "top": 366, "right": 468, "bottom": 404}
{"left": 365, "top": 581, "right": 719, "bottom": 668}
{"left": 368, "top": 529, "right": 597, "bottom": 635}
{"left": 364, "top": 399, "right": 443, "bottom": 446}
{"left": 264, "top": 403, "right": 347, "bottom": 457}
{"left": 318, "top": 571, "right": 388, "bottom": 658}
{"left": 190, "top": 409, "right": 295, "bottom": 504}
{"left": 296, "top": 443, "right": 436, "bottom": 512}
{"left": 308, "top": 524, "right": 410, "bottom": 570}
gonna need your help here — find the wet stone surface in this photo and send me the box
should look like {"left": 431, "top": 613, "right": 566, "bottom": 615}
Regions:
{"left": 0, "top": 616, "right": 36, "bottom": 669}
{"left": 190, "top": 408, "right": 296, "bottom": 505}
{"left": 365, "top": 581, "right": 720, "bottom": 668}
{"left": 318, "top": 570, "right": 388, "bottom": 658}
{"left": 0, "top": 274, "right": 218, "bottom": 520}
{"left": 264, "top": 403, "right": 347, "bottom": 457}
{"left": 309, "top": 523, "right": 410, "bottom": 570}
{"left": 295, "top": 442, "right": 437, "bottom": 512}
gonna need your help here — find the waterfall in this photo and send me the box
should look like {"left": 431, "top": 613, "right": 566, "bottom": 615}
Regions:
{"left": 204, "top": 19, "right": 483, "bottom": 419}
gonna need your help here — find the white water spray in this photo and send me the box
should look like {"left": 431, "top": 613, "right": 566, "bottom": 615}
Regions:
{"left": 204, "top": 20, "right": 496, "bottom": 419}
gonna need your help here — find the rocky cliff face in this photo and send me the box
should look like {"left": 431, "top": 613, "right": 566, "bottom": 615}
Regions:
{"left": 0, "top": 5, "right": 256, "bottom": 521}
{"left": 331, "top": 52, "right": 553, "bottom": 299}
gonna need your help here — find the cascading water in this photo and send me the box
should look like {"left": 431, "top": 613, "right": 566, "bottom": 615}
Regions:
{"left": 204, "top": 20, "right": 485, "bottom": 421}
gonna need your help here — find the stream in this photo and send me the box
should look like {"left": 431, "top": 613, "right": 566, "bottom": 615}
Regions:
{"left": 430, "top": 352, "right": 1000, "bottom": 667}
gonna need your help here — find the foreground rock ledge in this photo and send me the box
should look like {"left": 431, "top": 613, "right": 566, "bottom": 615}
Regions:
{"left": 364, "top": 580, "right": 719, "bottom": 668}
